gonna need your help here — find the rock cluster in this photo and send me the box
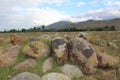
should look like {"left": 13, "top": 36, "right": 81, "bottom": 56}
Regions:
{"left": 0, "top": 32, "right": 119, "bottom": 80}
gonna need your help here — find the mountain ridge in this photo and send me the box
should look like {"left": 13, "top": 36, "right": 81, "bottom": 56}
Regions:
{"left": 46, "top": 18, "right": 120, "bottom": 30}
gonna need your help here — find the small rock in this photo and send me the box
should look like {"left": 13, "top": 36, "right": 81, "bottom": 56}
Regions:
{"left": 77, "top": 32, "right": 94, "bottom": 43}
{"left": 10, "top": 72, "right": 41, "bottom": 80}
{"left": 23, "top": 41, "right": 50, "bottom": 58}
{"left": 42, "top": 73, "right": 71, "bottom": 80}
{"left": 9, "top": 34, "right": 23, "bottom": 45}
{"left": 97, "top": 53, "right": 119, "bottom": 69}
{"left": 42, "top": 57, "right": 53, "bottom": 72}
{"left": 61, "top": 64, "right": 83, "bottom": 78}
{"left": 14, "top": 58, "right": 37, "bottom": 70}
{"left": 51, "top": 37, "right": 68, "bottom": 65}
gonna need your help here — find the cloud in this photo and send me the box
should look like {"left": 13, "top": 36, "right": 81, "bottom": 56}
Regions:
{"left": 103, "top": 0, "right": 120, "bottom": 6}
{"left": 68, "top": 7, "right": 120, "bottom": 22}
{"left": 77, "top": 1, "right": 85, "bottom": 7}
{"left": 0, "top": 0, "right": 70, "bottom": 31}
{"left": 0, "top": 7, "right": 68, "bottom": 31}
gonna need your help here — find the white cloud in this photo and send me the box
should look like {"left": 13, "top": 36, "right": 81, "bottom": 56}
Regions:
{"left": 0, "top": 7, "right": 68, "bottom": 31}
{"left": 0, "top": 0, "right": 69, "bottom": 31}
{"left": 77, "top": 1, "right": 85, "bottom": 7}
{"left": 67, "top": 7, "right": 120, "bottom": 22}
{"left": 103, "top": 0, "right": 120, "bottom": 6}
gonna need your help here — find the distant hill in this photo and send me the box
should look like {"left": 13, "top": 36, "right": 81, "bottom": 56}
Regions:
{"left": 46, "top": 18, "right": 120, "bottom": 30}
{"left": 46, "top": 21, "right": 75, "bottom": 29}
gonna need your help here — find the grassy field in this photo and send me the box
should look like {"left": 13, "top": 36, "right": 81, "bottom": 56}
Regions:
{"left": 0, "top": 31, "right": 120, "bottom": 80}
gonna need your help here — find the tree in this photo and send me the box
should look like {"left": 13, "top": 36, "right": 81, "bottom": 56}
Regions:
{"left": 21, "top": 28, "right": 26, "bottom": 32}
{"left": 42, "top": 25, "right": 45, "bottom": 30}
{"left": 110, "top": 26, "right": 115, "bottom": 30}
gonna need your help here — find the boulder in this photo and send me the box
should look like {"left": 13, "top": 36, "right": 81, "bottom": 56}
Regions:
{"left": 10, "top": 72, "right": 41, "bottom": 80}
{"left": 42, "top": 57, "right": 53, "bottom": 72}
{"left": 97, "top": 53, "right": 119, "bottom": 69}
{"left": 51, "top": 37, "right": 68, "bottom": 65}
{"left": 42, "top": 73, "right": 71, "bottom": 80}
{"left": 0, "top": 46, "right": 19, "bottom": 67}
{"left": 64, "top": 34, "right": 71, "bottom": 42}
{"left": 77, "top": 32, "right": 94, "bottom": 43}
{"left": 23, "top": 41, "right": 50, "bottom": 58}
{"left": 61, "top": 64, "right": 83, "bottom": 78}
{"left": 9, "top": 34, "right": 22, "bottom": 45}
{"left": 67, "top": 38, "right": 98, "bottom": 74}
{"left": 14, "top": 58, "right": 37, "bottom": 70}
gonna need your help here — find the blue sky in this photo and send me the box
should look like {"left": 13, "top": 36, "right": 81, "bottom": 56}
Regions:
{"left": 0, "top": 0, "right": 120, "bottom": 31}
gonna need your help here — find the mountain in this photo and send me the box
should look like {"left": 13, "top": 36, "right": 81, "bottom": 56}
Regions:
{"left": 46, "top": 21, "right": 75, "bottom": 29}
{"left": 46, "top": 18, "right": 120, "bottom": 30}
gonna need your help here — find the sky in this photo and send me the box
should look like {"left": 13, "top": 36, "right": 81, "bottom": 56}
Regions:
{"left": 0, "top": 0, "right": 120, "bottom": 31}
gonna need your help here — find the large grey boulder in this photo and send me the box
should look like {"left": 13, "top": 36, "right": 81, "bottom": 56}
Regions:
{"left": 67, "top": 38, "right": 98, "bottom": 74}
{"left": 10, "top": 72, "right": 41, "bottom": 80}
{"left": 51, "top": 37, "right": 68, "bottom": 65}
{"left": 42, "top": 57, "right": 54, "bottom": 72}
{"left": 42, "top": 73, "right": 71, "bottom": 80}
{"left": 61, "top": 64, "right": 83, "bottom": 78}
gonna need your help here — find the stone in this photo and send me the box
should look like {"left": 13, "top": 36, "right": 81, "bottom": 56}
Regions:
{"left": 10, "top": 34, "right": 22, "bottom": 45}
{"left": 51, "top": 37, "right": 68, "bottom": 65}
{"left": 42, "top": 73, "right": 71, "bottom": 80}
{"left": 64, "top": 34, "right": 71, "bottom": 42}
{"left": 67, "top": 38, "right": 98, "bottom": 74}
{"left": 97, "top": 53, "right": 119, "bottom": 69}
{"left": 10, "top": 72, "right": 41, "bottom": 80}
{"left": 23, "top": 41, "right": 50, "bottom": 58}
{"left": 67, "top": 38, "right": 93, "bottom": 65}
{"left": 61, "top": 64, "right": 83, "bottom": 78}
{"left": 77, "top": 32, "right": 94, "bottom": 43}
{"left": 14, "top": 58, "right": 37, "bottom": 70}
{"left": 107, "top": 42, "right": 118, "bottom": 49}
{"left": 42, "top": 57, "right": 53, "bottom": 72}
{"left": 0, "top": 46, "right": 19, "bottom": 67}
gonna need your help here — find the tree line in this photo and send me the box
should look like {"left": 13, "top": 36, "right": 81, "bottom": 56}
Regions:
{"left": 0, "top": 25, "right": 116, "bottom": 33}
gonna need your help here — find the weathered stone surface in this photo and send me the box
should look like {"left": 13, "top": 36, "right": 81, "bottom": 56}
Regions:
{"left": 51, "top": 37, "right": 68, "bottom": 65}
{"left": 23, "top": 41, "right": 50, "bottom": 58}
{"left": 42, "top": 57, "right": 53, "bottom": 72}
{"left": 77, "top": 32, "right": 94, "bottom": 43}
{"left": 67, "top": 38, "right": 93, "bottom": 64}
{"left": 61, "top": 64, "right": 83, "bottom": 78}
{"left": 42, "top": 73, "right": 71, "bottom": 80}
{"left": 82, "top": 64, "right": 97, "bottom": 75}
{"left": 82, "top": 52, "right": 98, "bottom": 74}
{"left": 10, "top": 34, "right": 22, "bottom": 45}
{"left": 10, "top": 72, "right": 41, "bottom": 80}
{"left": 14, "top": 58, "right": 37, "bottom": 70}
{"left": 0, "top": 46, "right": 19, "bottom": 67}
{"left": 67, "top": 38, "right": 98, "bottom": 74}
{"left": 97, "top": 53, "right": 119, "bottom": 69}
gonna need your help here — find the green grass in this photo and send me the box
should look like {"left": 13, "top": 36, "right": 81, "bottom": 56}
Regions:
{"left": 0, "top": 66, "right": 15, "bottom": 80}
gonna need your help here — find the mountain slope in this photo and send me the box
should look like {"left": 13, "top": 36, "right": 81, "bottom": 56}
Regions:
{"left": 46, "top": 18, "right": 120, "bottom": 30}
